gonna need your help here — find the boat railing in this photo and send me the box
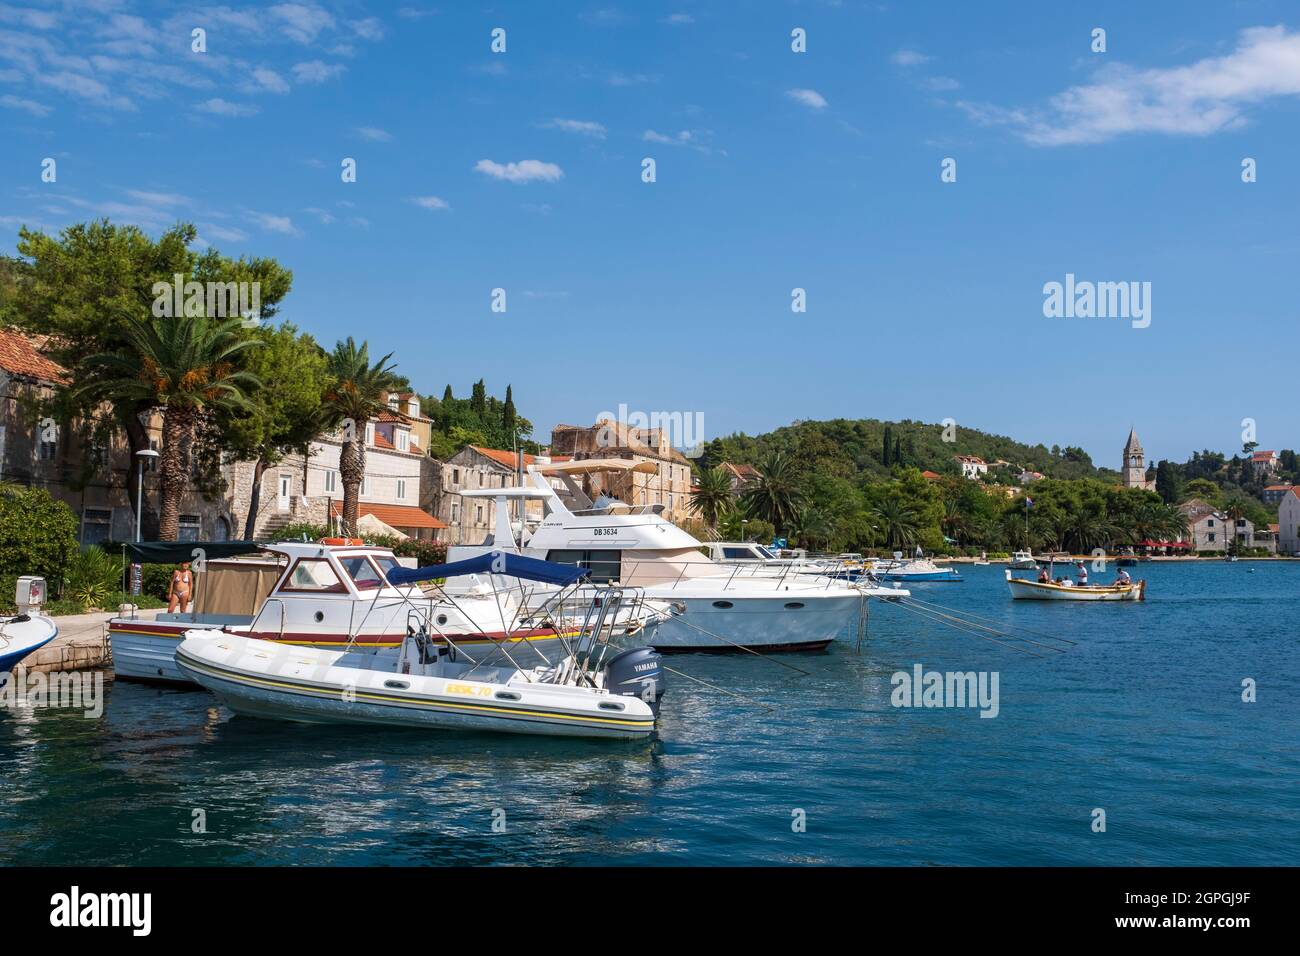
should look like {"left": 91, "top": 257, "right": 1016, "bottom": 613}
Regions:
{"left": 249, "top": 597, "right": 287, "bottom": 640}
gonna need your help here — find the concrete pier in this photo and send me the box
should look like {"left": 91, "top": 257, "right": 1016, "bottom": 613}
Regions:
{"left": 20, "top": 609, "right": 161, "bottom": 675}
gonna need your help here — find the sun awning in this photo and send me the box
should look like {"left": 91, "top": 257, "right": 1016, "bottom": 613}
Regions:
{"left": 533, "top": 458, "right": 658, "bottom": 476}
{"left": 384, "top": 551, "right": 590, "bottom": 587}
{"left": 122, "top": 541, "right": 262, "bottom": 563}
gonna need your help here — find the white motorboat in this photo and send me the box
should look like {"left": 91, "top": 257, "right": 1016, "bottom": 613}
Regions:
{"left": 1008, "top": 550, "right": 1037, "bottom": 570}
{"left": 110, "top": 540, "right": 664, "bottom": 684}
{"left": 870, "top": 554, "right": 962, "bottom": 582}
{"left": 176, "top": 571, "right": 665, "bottom": 740}
{"left": 0, "top": 577, "right": 58, "bottom": 687}
{"left": 445, "top": 460, "right": 908, "bottom": 653}
{"left": 1005, "top": 569, "right": 1145, "bottom": 601}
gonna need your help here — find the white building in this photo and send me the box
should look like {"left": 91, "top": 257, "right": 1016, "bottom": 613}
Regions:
{"left": 1279, "top": 488, "right": 1300, "bottom": 556}
{"left": 954, "top": 455, "right": 987, "bottom": 479}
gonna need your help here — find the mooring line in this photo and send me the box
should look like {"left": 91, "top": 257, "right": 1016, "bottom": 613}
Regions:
{"left": 900, "top": 594, "right": 1077, "bottom": 648}
{"left": 668, "top": 614, "right": 812, "bottom": 676}
{"left": 896, "top": 598, "right": 1070, "bottom": 655}
{"left": 661, "top": 665, "right": 776, "bottom": 711}
{"left": 889, "top": 599, "right": 1049, "bottom": 658}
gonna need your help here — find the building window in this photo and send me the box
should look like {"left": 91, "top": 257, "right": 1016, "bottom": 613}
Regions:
{"left": 450, "top": 502, "right": 459, "bottom": 523}
{"left": 40, "top": 433, "right": 57, "bottom": 461}
{"left": 388, "top": 396, "right": 399, "bottom": 411}
{"left": 365, "top": 422, "right": 375, "bottom": 446}
{"left": 361, "top": 475, "right": 370, "bottom": 497}
{"left": 148, "top": 438, "right": 160, "bottom": 471}
{"left": 178, "top": 514, "right": 201, "bottom": 543}
{"left": 397, "top": 431, "right": 409, "bottom": 452}
{"left": 324, "top": 470, "right": 337, "bottom": 493}
{"left": 476, "top": 505, "right": 484, "bottom": 524}
{"left": 81, "top": 508, "right": 113, "bottom": 544}
{"left": 1208, "top": 532, "right": 1216, "bottom": 542}
{"left": 396, "top": 479, "right": 406, "bottom": 500}
{"left": 453, "top": 468, "right": 460, "bottom": 485}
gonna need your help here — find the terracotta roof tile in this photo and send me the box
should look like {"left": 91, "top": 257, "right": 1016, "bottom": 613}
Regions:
{"left": 0, "top": 328, "right": 68, "bottom": 383}
{"left": 330, "top": 501, "right": 446, "bottom": 529}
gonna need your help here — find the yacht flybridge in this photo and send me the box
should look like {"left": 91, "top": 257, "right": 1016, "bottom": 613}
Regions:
{"left": 445, "top": 460, "right": 908, "bottom": 653}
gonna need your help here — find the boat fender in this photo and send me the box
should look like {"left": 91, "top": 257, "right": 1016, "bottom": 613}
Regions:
{"left": 604, "top": 647, "right": 665, "bottom": 715}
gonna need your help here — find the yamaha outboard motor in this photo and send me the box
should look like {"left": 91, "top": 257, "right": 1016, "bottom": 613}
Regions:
{"left": 603, "top": 647, "right": 665, "bottom": 715}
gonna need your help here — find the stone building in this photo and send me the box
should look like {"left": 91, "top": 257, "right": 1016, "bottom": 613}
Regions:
{"left": 1278, "top": 488, "right": 1300, "bottom": 556}
{"left": 436, "top": 445, "right": 569, "bottom": 545}
{"left": 0, "top": 328, "right": 236, "bottom": 542}
{"left": 1121, "top": 428, "right": 1155, "bottom": 490}
{"left": 549, "top": 417, "right": 694, "bottom": 525}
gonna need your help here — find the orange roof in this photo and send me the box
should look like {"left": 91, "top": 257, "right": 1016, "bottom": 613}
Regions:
{"left": 373, "top": 433, "right": 394, "bottom": 449}
{"left": 470, "top": 445, "right": 539, "bottom": 470}
{"left": 0, "top": 328, "right": 68, "bottom": 382}
{"left": 921, "top": 470, "right": 942, "bottom": 480}
{"left": 330, "top": 501, "right": 446, "bottom": 529}
{"left": 1251, "top": 450, "right": 1277, "bottom": 461}
{"left": 1264, "top": 484, "right": 1292, "bottom": 491}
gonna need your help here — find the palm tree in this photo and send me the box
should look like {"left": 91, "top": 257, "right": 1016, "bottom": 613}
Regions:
{"left": 792, "top": 505, "right": 834, "bottom": 551}
{"left": 688, "top": 464, "right": 734, "bottom": 528}
{"left": 871, "top": 498, "right": 919, "bottom": 551}
{"left": 741, "top": 450, "right": 805, "bottom": 534}
{"left": 322, "top": 338, "right": 399, "bottom": 535}
{"left": 81, "top": 314, "right": 261, "bottom": 540}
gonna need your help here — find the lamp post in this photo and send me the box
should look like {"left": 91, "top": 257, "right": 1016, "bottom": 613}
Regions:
{"left": 741, "top": 519, "right": 748, "bottom": 542}
{"left": 134, "top": 448, "right": 160, "bottom": 542}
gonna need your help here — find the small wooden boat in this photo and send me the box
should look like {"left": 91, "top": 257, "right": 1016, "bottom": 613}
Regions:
{"left": 1005, "top": 569, "right": 1145, "bottom": 601}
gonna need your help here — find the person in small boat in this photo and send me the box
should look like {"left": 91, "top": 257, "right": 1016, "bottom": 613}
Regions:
{"left": 1075, "top": 562, "right": 1088, "bottom": 586}
{"left": 1037, "top": 568, "right": 1050, "bottom": 583}
{"left": 168, "top": 562, "right": 194, "bottom": 614}
{"left": 1116, "top": 568, "right": 1132, "bottom": 586}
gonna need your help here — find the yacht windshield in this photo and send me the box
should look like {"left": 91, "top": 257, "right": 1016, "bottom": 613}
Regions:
{"left": 756, "top": 546, "right": 778, "bottom": 559}
{"left": 339, "top": 555, "right": 395, "bottom": 590}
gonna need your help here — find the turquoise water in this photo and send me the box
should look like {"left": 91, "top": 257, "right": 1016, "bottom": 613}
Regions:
{"left": 2, "top": 562, "right": 1296, "bottom": 865}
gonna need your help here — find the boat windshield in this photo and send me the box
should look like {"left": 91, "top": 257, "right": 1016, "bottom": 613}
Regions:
{"left": 339, "top": 554, "right": 401, "bottom": 590}
{"left": 755, "top": 546, "right": 778, "bottom": 560}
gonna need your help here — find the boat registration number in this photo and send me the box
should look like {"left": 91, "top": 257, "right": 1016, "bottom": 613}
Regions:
{"left": 445, "top": 683, "right": 492, "bottom": 698}
{"left": 592, "top": 528, "right": 618, "bottom": 536}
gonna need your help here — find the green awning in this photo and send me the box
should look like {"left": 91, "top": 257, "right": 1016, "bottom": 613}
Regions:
{"left": 121, "top": 541, "right": 263, "bottom": 564}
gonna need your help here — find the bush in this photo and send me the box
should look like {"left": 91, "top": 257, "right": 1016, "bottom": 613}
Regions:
{"left": 392, "top": 538, "right": 447, "bottom": 565}
{"left": 0, "top": 484, "right": 79, "bottom": 585}
{"left": 63, "top": 546, "right": 128, "bottom": 611}
{"left": 276, "top": 522, "right": 329, "bottom": 542}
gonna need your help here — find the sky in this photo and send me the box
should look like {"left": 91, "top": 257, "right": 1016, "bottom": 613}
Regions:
{"left": 2, "top": 0, "right": 1298, "bottom": 471}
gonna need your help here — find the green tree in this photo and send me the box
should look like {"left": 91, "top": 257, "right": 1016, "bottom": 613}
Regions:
{"left": 9, "top": 221, "right": 291, "bottom": 538}
{"left": 221, "top": 323, "right": 330, "bottom": 538}
{"left": 741, "top": 450, "right": 806, "bottom": 534}
{"left": 79, "top": 314, "right": 262, "bottom": 540}
{"left": 688, "top": 465, "right": 734, "bottom": 528}
{"left": 0, "top": 483, "right": 79, "bottom": 583}
{"left": 322, "top": 338, "right": 399, "bottom": 536}
{"left": 871, "top": 499, "right": 919, "bottom": 551}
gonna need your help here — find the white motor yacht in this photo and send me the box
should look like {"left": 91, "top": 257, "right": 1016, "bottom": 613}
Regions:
{"left": 445, "top": 460, "right": 907, "bottom": 653}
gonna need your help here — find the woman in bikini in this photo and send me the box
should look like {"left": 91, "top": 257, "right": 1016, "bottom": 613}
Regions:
{"left": 168, "top": 562, "right": 194, "bottom": 614}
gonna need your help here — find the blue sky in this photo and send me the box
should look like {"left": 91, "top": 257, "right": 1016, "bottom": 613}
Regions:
{"left": 2, "top": 1, "right": 1298, "bottom": 470}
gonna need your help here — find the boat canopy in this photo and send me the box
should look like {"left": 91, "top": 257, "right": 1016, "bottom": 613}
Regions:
{"left": 385, "top": 551, "right": 590, "bottom": 587}
{"left": 122, "top": 541, "right": 262, "bottom": 563}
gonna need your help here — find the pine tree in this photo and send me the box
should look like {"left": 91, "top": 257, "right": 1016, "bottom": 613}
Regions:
{"left": 502, "top": 384, "right": 517, "bottom": 441}
{"left": 470, "top": 379, "right": 487, "bottom": 420}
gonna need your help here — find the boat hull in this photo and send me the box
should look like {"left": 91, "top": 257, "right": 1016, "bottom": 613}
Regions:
{"left": 110, "top": 619, "right": 570, "bottom": 685}
{"left": 1005, "top": 571, "right": 1145, "bottom": 601}
{"left": 0, "top": 615, "right": 59, "bottom": 683}
{"left": 646, "top": 591, "right": 863, "bottom": 652}
{"left": 175, "top": 635, "right": 655, "bottom": 740}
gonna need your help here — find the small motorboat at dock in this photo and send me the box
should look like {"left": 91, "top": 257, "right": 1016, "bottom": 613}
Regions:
{"left": 0, "top": 578, "right": 58, "bottom": 686}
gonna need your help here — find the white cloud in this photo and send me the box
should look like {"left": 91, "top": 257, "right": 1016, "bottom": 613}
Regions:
{"left": 961, "top": 25, "right": 1300, "bottom": 146}
{"left": 356, "top": 126, "right": 392, "bottom": 141}
{"left": 891, "top": 49, "right": 931, "bottom": 67}
{"left": 542, "top": 117, "right": 607, "bottom": 138}
{"left": 474, "top": 159, "right": 563, "bottom": 183}
{"left": 303, "top": 207, "right": 335, "bottom": 223}
{"left": 0, "top": 93, "right": 51, "bottom": 116}
{"left": 0, "top": 5, "right": 58, "bottom": 29}
{"left": 293, "top": 60, "right": 345, "bottom": 84}
{"left": 786, "top": 88, "right": 828, "bottom": 110}
{"left": 607, "top": 71, "right": 657, "bottom": 86}
{"left": 36, "top": 70, "right": 135, "bottom": 110}
{"left": 924, "top": 76, "right": 961, "bottom": 92}
{"left": 198, "top": 97, "right": 258, "bottom": 117}
{"left": 641, "top": 129, "right": 724, "bottom": 156}
{"left": 247, "top": 210, "right": 300, "bottom": 235}
{"left": 125, "top": 189, "right": 188, "bottom": 206}
{"left": 663, "top": 13, "right": 694, "bottom": 25}
{"left": 269, "top": 3, "right": 336, "bottom": 44}
{"left": 411, "top": 195, "right": 450, "bottom": 211}
{"left": 249, "top": 67, "right": 290, "bottom": 94}
{"left": 201, "top": 223, "right": 249, "bottom": 242}
{"left": 351, "top": 17, "right": 384, "bottom": 41}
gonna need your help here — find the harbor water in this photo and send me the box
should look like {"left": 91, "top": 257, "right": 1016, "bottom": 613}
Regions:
{"left": 2, "top": 562, "right": 1296, "bottom": 865}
